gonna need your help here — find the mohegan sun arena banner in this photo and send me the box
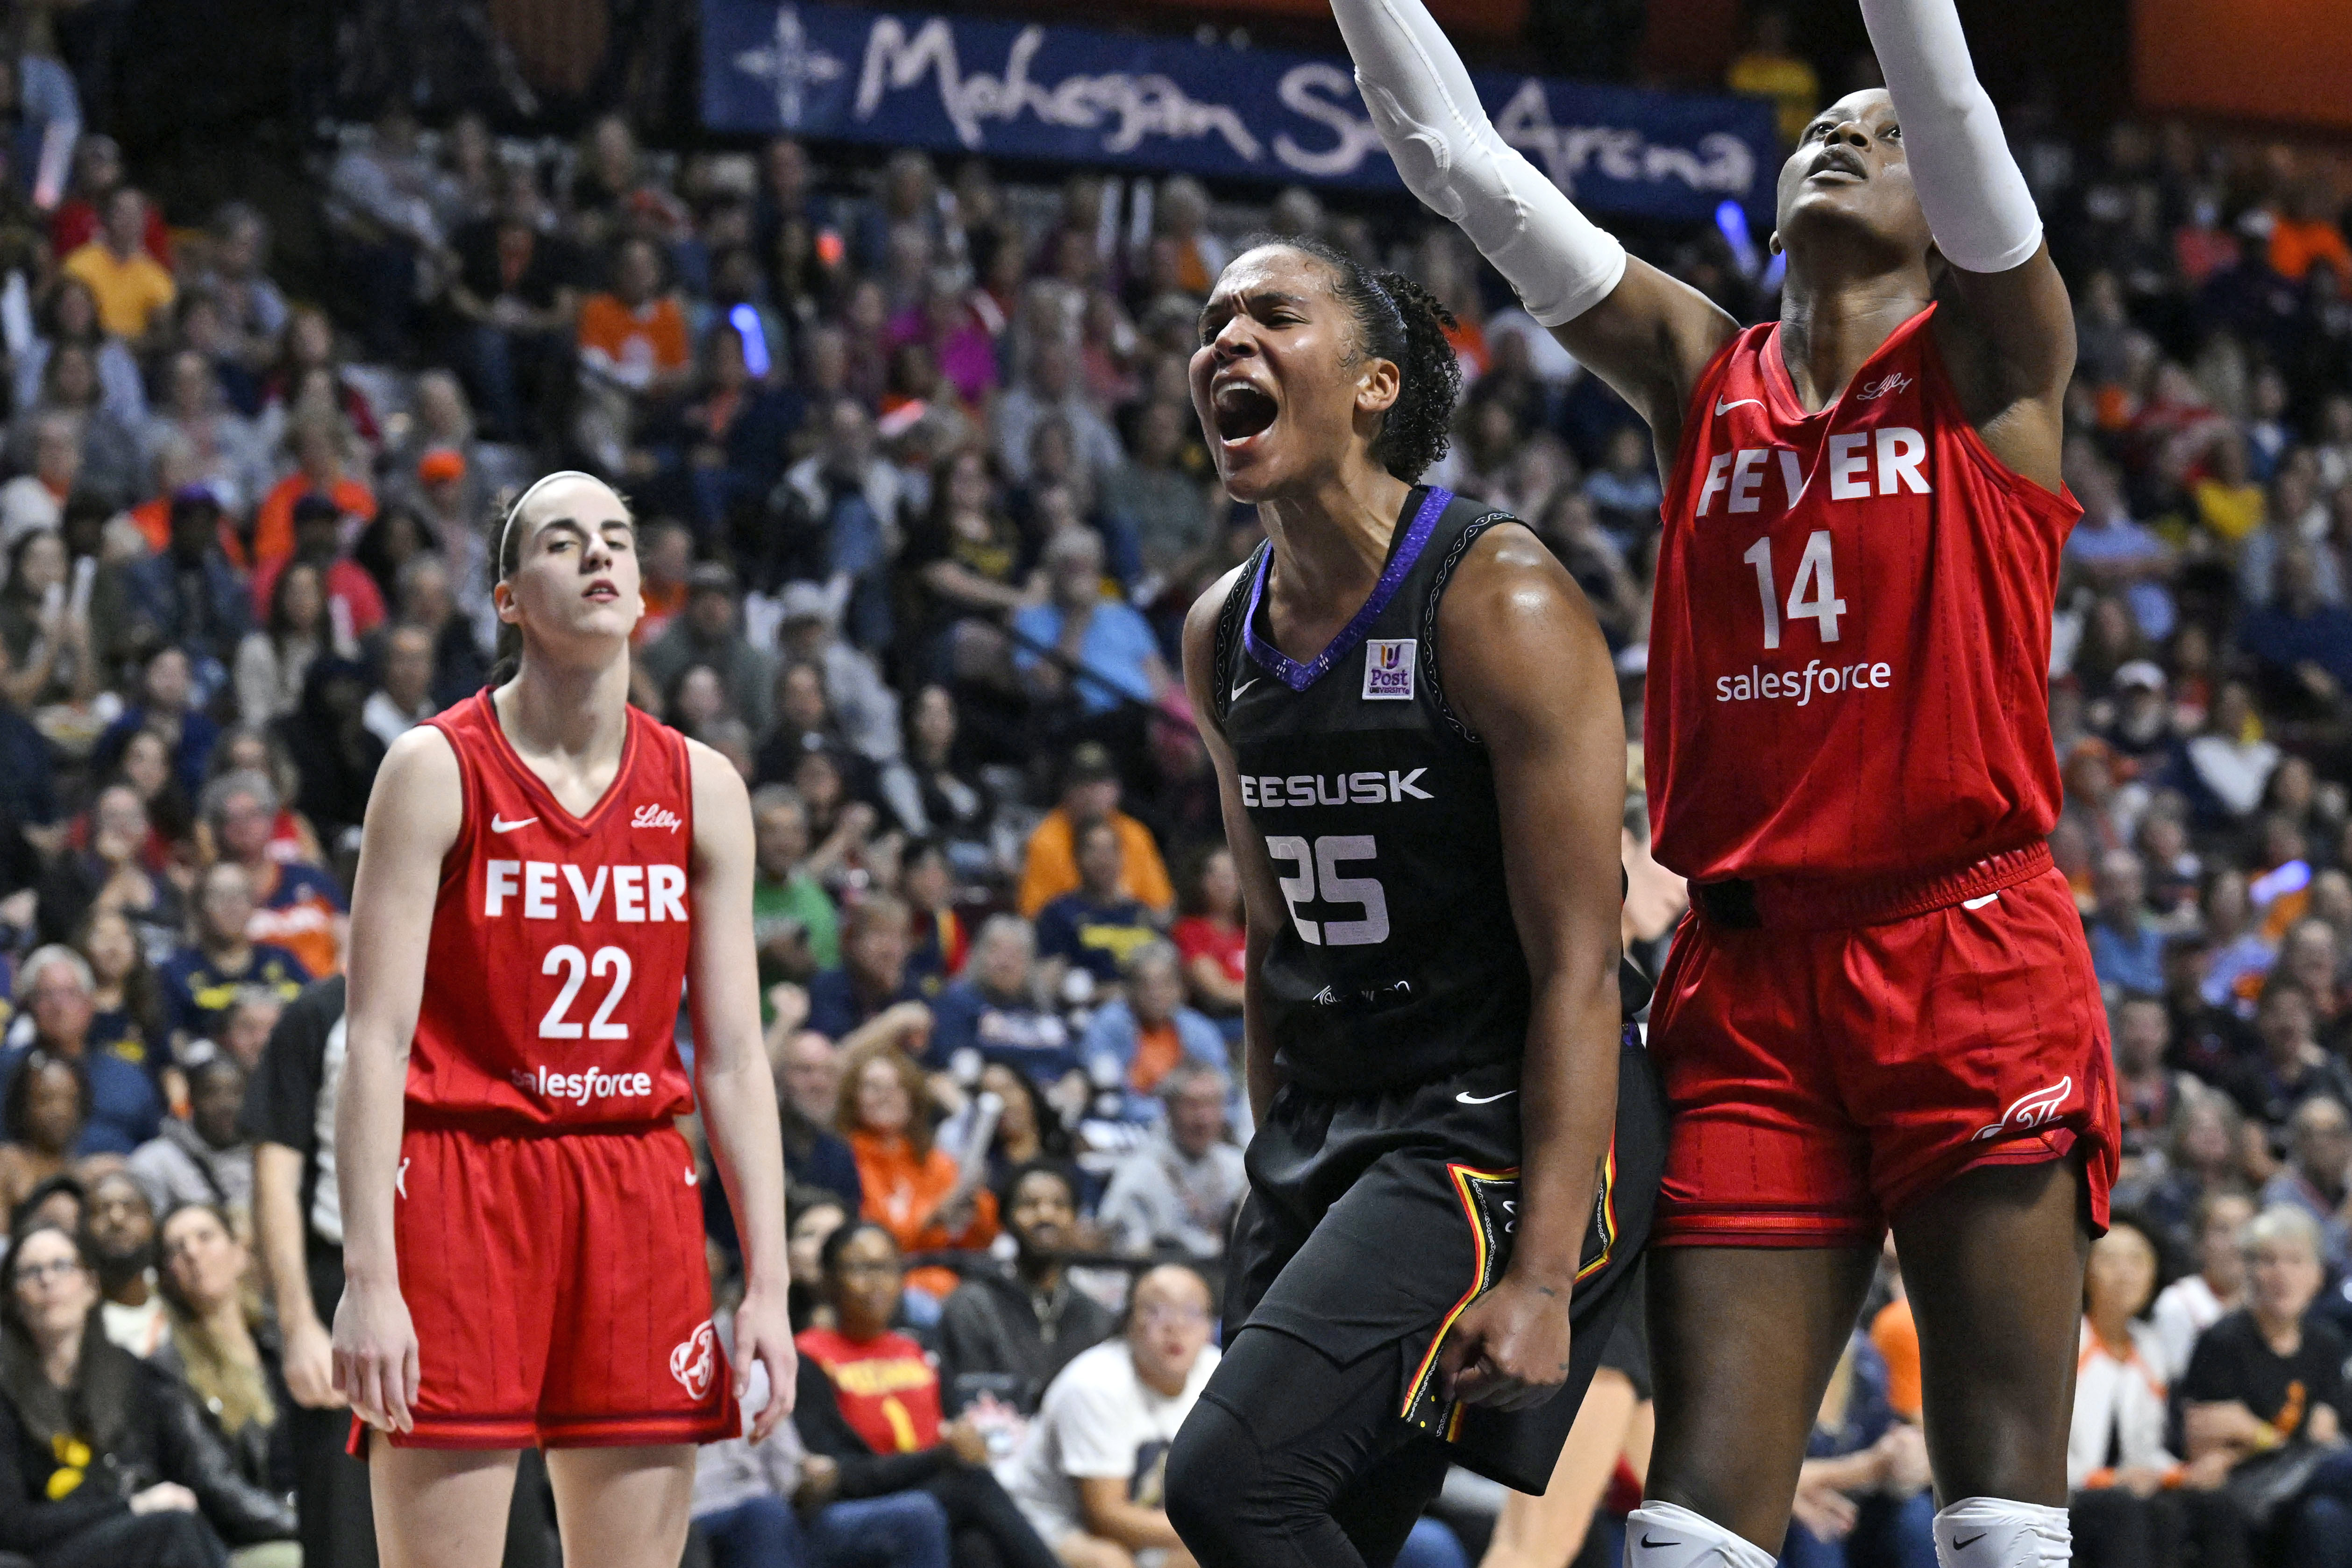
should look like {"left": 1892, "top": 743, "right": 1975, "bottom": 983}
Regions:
{"left": 700, "top": 0, "right": 1777, "bottom": 223}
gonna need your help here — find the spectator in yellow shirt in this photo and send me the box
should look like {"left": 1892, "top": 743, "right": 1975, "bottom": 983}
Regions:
{"left": 1725, "top": 8, "right": 1821, "bottom": 149}
{"left": 62, "top": 189, "right": 175, "bottom": 343}
{"left": 1017, "top": 742, "right": 1174, "bottom": 919}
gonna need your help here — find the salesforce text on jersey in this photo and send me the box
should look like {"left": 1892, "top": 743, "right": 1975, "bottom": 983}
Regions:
{"left": 1715, "top": 659, "right": 1893, "bottom": 706}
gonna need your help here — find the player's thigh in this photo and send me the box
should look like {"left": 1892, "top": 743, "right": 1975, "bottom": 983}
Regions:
{"left": 366, "top": 1440, "right": 521, "bottom": 1568}
{"left": 1643, "top": 1244, "right": 1877, "bottom": 1547}
{"left": 1889, "top": 1156, "right": 2089, "bottom": 1506}
{"left": 543, "top": 1443, "right": 699, "bottom": 1568}
{"left": 1055, "top": 1534, "right": 1136, "bottom": 1568}
{"left": 1478, "top": 1369, "right": 1640, "bottom": 1568}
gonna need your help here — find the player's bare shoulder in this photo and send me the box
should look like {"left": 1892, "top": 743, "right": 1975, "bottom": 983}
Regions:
{"left": 363, "top": 721, "right": 464, "bottom": 852}
{"left": 682, "top": 734, "right": 755, "bottom": 868}
{"left": 1434, "top": 519, "right": 1614, "bottom": 739}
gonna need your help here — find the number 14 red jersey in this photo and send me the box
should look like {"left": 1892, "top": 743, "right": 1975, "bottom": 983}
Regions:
{"left": 408, "top": 690, "right": 698, "bottom": 1128}
{"left": 1645, "top": 305, "right": 2079, "bottom": 884}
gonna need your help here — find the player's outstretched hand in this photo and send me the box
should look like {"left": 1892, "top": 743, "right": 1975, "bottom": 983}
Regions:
{"left": 735, "top": 1286, "right": 798, "bottom": 1442}
{"left": 331, "top": 1278, "right": 419, "bottom": 1434}
{"left": 1436, "top": 1275, "right": 1572, "bottom": 1412}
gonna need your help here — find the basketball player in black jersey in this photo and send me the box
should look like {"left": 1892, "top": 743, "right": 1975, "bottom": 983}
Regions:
{"left": 1160, "top": 235, "right": 1667, "bottom": 1568}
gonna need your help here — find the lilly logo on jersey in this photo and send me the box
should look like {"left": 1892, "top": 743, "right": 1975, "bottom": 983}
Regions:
{"left": 483, "top": 861, "right": 687, "bottom": 922}
{"left": 1697, "top": 426, "right": 1931, "bottom": 517}
{"left": 670, "top": 1321, "right": 718, "bottom": 1400}
{"left": 1362, "top": 639, "right": 1416, "bottom": 701}
{"left": 1855, "top": 372, "right": 1913, "bottom": 401}
{"left": 1238, "top": 769, "right": 1432, "bottom": 809}
{"left": 632, "top": 804, "right": 683, "bottom": 831}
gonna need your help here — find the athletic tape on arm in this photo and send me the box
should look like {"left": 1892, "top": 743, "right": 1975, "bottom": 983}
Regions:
{"left": 1858, "top": 0, "right": 2043, "bottom": 275}
{"left": 1332, "top": 0, "right": 1625, "bottom": 326}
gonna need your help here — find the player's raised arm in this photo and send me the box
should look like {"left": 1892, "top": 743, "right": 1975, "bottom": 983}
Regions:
{"left": 1862, "top": 0, "right": 2074, "bottom": 483}
{"left": 1426, "top": 526, "right": 1627, "bottom": 1411}
{"left": 1331, "top": 0, "right": 1737, "bottom": 449}
{"left": 332, "top": 725, "right": 463, "bottom": 1434}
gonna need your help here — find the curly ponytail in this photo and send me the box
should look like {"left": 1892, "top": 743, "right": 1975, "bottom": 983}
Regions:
{"left": 1255, "top": 234, "right": 1461, "bottom": 483}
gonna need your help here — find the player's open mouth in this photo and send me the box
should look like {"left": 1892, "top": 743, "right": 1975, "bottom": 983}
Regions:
{"left": 584, "top": 579, "right": 620, "bottom": 603}
{"left": 1213, "top": 380, "right": 1279, "bottom": 447}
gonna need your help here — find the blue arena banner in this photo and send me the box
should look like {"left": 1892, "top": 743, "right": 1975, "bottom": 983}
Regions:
{"left": 701, "top": 0, "right": 1778, "bottom": 223}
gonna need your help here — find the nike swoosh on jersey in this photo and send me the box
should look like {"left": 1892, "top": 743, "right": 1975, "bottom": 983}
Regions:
{"left": 1455, "top": 1088, "right": 1518, "bottom": 1105}
{"left": 490, "top": 815, "right": 538, "bottom": 833}
{"left": 1232, "top": 675, "right": 1261, "bottom": 700}
{"left": 1714, "top": 397, "right": 1762, "bottom": 415}
{"left": 684, "top": 1167, "right": 699, "bottom": 1186}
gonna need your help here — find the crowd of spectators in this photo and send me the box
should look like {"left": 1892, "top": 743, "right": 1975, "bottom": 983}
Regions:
{"left": 0, "top": 9, "right": 2331, "bottom": 1564}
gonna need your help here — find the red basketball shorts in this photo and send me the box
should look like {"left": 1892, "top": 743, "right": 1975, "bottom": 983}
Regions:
{"left": 1649, "top": 851, "right": 2119, "bottom": 1248}
{"left": 366, "top": 1120, "right": 739, "bottom": 1450}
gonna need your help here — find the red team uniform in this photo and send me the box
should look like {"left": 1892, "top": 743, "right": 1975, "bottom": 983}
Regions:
{"left": 1644, "top": 305, "right": 2119, "bottom": 1248}
{"left": 366, "top": 689, "right": 738, "bottom": 1449}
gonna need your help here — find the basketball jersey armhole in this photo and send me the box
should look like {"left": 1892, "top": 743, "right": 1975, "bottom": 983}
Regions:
{"left": 1209, "top": 546, "right": 1265, "bottom": 731}
{"left": 422, "top": 709, "right": 478, "bottom": 896}
{"left": 1912, "top": 327, "right": 2084, "bottom": 538}
{"left": 1421, "top": 511, "right": 1513, "bottom": 746}
{"left": 1665, "top": 324, "right": 1766, "bottom": 496}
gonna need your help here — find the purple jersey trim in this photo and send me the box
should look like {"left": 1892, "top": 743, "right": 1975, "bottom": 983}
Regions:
{"left": 1242, "top": 486, "right": 1452, "bottom": 692}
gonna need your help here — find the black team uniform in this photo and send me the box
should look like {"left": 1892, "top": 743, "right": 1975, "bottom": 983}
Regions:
{"left": 1166, "top": 486, "right": 1667, "bottom": 1567}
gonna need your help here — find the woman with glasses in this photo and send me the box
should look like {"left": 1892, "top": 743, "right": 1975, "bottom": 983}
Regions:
{"left": 0, "top": 1222, "right": 295, "bottom": 1568}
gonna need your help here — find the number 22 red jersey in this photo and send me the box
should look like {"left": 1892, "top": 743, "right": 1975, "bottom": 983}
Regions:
{"left": 407, "top": 689, "right": 697, "bottom": 1128}
{"left": 1644, "top": 305, "right": 2079, "bottom": 885}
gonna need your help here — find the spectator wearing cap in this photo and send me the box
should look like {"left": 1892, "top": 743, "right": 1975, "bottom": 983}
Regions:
{"left": 1012, "top": 527, "right": 1169, "bottom": 720}
{"left": 60, "top": 188, "right": 175, "bottom": 343}
{"left": 0, "top": 946, "right": 159, "bottom": 1156}
{"left": 96, "top": 487, "right": 249, "bottom": 672}
{"left": 360, "top": 624, "right": 439, "bottom": 749}
{"left": 1017, "top": 744, "right": 1173, "bottom": 920}
{"left": 2088, "top": 850, "right": 2169, "bottom": 1001}
{"left": 244, "top": 412, "right": 377, "bottom": 577}
{"left": 249, "top": 492, "right": 386, "bottom": 645}
{"left": 407, "top": 445, "right": 484, "bottom": 585}
{"left": 1081, "top": 941, "right": 1226, "bottom": 1120}
{"left": 2097, "top": 660, "right": 2175, "bottom": 773}
{"left": 642, "top": 561, "right": 776, "bottom": 735}
{"left": 1035, "top": 821, "right": 1161, "bottom": 996}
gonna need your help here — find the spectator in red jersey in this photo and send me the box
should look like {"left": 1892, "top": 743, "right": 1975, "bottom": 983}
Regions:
{"left": 792, "top": 1221, "right": 1060, "bottom": 1568}
{"left": 1169, "top": 844, "right": 1244, "bottom": 1030}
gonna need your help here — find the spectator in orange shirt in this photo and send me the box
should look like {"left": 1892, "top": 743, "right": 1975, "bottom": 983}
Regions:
{"left": 2267, "top": 179, "right": 2352, "bottom": 284}
{"left": 61, "top": 189, "right": 176, "bottom": 343}
{"left": 575, "top": 235, "right": 691, "bottom": 474}
{"left": 204, "top": 768, "right": 346, "bottom": 978}
{"left": 1869, "top": 1240, "right": 1924, "bottom": 1424}
{"left": 836, "top": 1034, "right": 997, "bottom": 1300}
{"left": 244, "top": 414, "right": 376, "bottom": 574}
{"left": 1016, "top": 742, "right": 1173, "bottom": 919}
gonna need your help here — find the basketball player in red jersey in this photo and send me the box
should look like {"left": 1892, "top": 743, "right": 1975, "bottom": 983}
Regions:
{"left": 1335, "top": 0, "right": 2111, "bottom": 1563}
{"left": 330, "top": 472, "right": 795, "bottom": 1568}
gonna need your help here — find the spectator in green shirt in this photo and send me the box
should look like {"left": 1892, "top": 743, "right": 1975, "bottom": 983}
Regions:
{"left": 752, "top": 784, "right": 840, "bottom": 993}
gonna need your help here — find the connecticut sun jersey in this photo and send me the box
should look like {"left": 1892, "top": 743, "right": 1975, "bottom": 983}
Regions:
{"left": 1646, "top": 305, "right": 2078, "bottom": 884}
{"left": 408, "top": 690, "right": 698, "bottom": 1128}
{"left": 1212, "top": 488, "right": 1532, "bottom": 1094}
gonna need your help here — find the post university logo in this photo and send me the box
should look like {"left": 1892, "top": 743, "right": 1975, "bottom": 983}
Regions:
{"left": 1363, "top": 639, "right": 1415, "bottom": 701}
{"left": 670, "top": 1321, "right": 718, "bottom": 1399}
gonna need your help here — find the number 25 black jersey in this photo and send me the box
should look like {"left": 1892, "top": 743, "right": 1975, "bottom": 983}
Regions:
{"left": 1212, "top": 487, "right": 1532, "bottom": 1094}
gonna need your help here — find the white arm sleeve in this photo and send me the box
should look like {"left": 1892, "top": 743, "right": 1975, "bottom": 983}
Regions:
{"left": 1331, "top": 0, "right": 1625, "bottom": 326}
{"left": 1859, "top": 0, "right": 2042, "bottom": 274}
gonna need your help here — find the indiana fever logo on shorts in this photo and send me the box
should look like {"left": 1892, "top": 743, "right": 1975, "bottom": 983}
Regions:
{"left": 670, "top": 1322, "right": 717, "bottom": 1400}
{"left": 1972, "top": 1077, "right": 2074, "bottom": 1142}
